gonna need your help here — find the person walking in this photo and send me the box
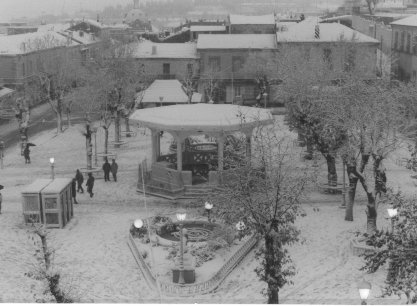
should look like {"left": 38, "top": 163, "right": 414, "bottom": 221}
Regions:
{"left": 71, "top": 178, "right": 78, "bottom": 204}
{"left": 0, "top": 191, "right": 2, "bottom": 214}
{"left": 102, "top": 159, "right": 111, "bottom": 182}
{"left": 75, "top": 169, "right": 84, "bottom": 193}
{"left": 23, "top": 144, "right": 30, "bottom": 164}
{"left": 86, "top": 172, "right": 95, "bottom": 198}
{"left": 110, "top": 159, "right": 118, "bottom": 182}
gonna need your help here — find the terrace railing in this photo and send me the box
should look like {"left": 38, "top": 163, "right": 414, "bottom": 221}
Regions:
{"left": 128, "top": 232, "right": 258, "bottom": 297}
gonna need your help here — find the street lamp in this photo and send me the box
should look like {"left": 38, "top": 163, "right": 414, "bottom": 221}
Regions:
{"left": 92, "top": 127, "right": 98, "bottom": 166}
{"left": 387, "top": 207, "right": 398, "bottom": 233}
{"left": 236, "top": 220, "right": 246, "bottom": 241}
{"left": 204, "top": 201, "right": 213, "bottom": 222}
{"left": 49, "top": 157, "right": 55, "bottom": 180}
{"left": 134, "top": 218, "right": 144, "bottom": 229}
{"left": 358, "top": 280, "right": 371, "bottom": 305}
{"left": 341, "top": 160, "right": 347, "bottom": 208}
{"left": 176, "top": 210, "right": 187, "bottom": 285}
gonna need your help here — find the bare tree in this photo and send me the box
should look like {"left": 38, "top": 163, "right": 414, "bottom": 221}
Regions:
{"left": 212, "top": 119, "right": 314, "bottom": 304}
{"left": 366, "top": 0, "right": 379, "bottom": 15}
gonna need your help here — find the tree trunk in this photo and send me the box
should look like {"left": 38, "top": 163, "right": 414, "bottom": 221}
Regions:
{"left": 37, "top": 231, "right": 50, "bottom": 271}
{"left": 124, "top": 116, "right": 131, "bottom": 136}
{"left": 367, "top": 1, "right": 374, "bottom": 15}
{"left": 345, "top": 165, "right": 358, "bottom": 221}
{"left": 325, "top": 154, "right": 337, "bottom": 187}
{"left": 265, "top": 234, "right": 279, "bottom": 304}
{"left": 56, "top": 111, "right": 62, "bottom": 133}
{"left": 104, "top": 127, "right": 109, "bottom": 155}
{"left": 115, "top": 112, "right": 120, "bottom": 147}
{"left": 66, "top": 110, "right": 71, "bottom": 128}
{"left": 304, "top": 136, "right": 314, "bottom": 160}
{"left": 366, "top": 192, "right": 377, "bottom": 236}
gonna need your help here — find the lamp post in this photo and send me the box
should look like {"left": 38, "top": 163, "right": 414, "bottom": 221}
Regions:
{"left": 159, "top": 96, "right": 164, "bottom": 107}
{"left": 204, "top": 201, "right": 213, "bottom": 222}
{"left": 176, "top": 211, "right": 187, "bottom": 285}
{"left": 387, "top": 207, "right": 398, "bottom": 233}
{"left": 236, "top": 221, "right": 246, "bottom": 241}
{"left": 49, "top": 157, "right": 55, "bottom": 180}
{"left": 358, "top": 280, "right": 371, "bottom": 305}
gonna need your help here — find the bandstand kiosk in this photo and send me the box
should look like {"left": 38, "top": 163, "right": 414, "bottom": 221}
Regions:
{"left": 130, "top": 104, "right": 273, "bottom": 198}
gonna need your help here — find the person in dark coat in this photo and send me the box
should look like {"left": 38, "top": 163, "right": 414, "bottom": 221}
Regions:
{"left": 0, "top": 191, "right": 2, "bottom": 214}
{"left": 110, "top": 159, "right": 118, "bottom": 182}
{"left": 23, "top": 144, "right": 30, "bottom": 164}
{"left": 75, "top": 169, "right": 84, "bottom": 193}
{"left": 102, "top": 159, "right": 111, "bottom": 182}
{"left": 86, "top": 172, "right": 95, "bottom": 198}
{"left": 71, "top": 178, "right": 78, "bottom": 204}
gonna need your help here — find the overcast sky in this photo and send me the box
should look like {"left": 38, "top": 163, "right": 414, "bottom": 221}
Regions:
{"left": 0, "top": 0, "right": 139, "bottom": 21}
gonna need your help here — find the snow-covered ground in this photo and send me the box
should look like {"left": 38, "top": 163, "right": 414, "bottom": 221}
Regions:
{"left": 0, "top": 117, "right": 415, "bottom": 303}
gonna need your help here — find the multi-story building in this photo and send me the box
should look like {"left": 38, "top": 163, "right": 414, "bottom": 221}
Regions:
{"left": 0, "top": 31, "right": 81, "bottom": 90}
{"left": 276, "top": 22, "right": 379, "bottom": 78}
{"left": 131, "top": 40, "right": 199, "bottom": 81}
{"left": 228, "top": 14, "right": 276, "bottom": 34}
{"left": 196, "top": 34, "right": 277, "bottom": 104}
{"left": 390, "top": 14, "right": 417, "bottom": 81}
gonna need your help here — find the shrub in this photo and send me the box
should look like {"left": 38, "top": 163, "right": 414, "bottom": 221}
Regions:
{"left": 129, "top": 224, "right": 147, "bottom": 239}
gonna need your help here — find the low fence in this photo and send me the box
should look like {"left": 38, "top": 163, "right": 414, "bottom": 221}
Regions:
{"left": 128, "top": 233, "right": 259, "bottom": 297}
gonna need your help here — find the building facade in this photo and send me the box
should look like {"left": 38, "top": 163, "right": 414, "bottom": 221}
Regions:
{"left": 228, "top": 14, "right": 276, "bottom": 34}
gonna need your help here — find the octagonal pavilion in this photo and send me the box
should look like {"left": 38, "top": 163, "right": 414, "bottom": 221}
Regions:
{"left": 130, "top": 104, "right": 273, "bottom": 199}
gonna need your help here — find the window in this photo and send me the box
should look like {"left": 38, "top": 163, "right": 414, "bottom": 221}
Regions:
{"left": 22, "top": 62, "right": 25, "bottom": 76}
{"left": 401, "top": 31, "right": 405, "bottom": 51}
{"left": 413, "top": 70, "right": 417, "bottom": 82}
{"left": 394, "top": 31, "right": 399, "bottom": 50}
{"left": 232, "top": 56, "right": 243, "bottom": 72}
{"left": 163, "top": 63, "right": 170, "bottom": 75}
{"left": 208, "top": 56, "right": 221, "bottom": 71}
{"left": 344, "top": 47, "right": 356, "bottom": 72}
{"left": 323, "top": 48, "right": 333, "bottom": 70}
{"left": 187, "top": 63, "right": 193, "bottom": 76}
{"left": 407, "top": 33, "right": 411, "bottom": 53}
{"left": 234, "top": 85, "right": 241, "bottom": 97}
{"left": 413, "top": 35, "right": 417, "bottom": 54}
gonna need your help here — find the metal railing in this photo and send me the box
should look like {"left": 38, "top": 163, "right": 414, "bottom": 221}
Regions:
{"left": 128, "top": 232, "right": 258, "bottom": 296}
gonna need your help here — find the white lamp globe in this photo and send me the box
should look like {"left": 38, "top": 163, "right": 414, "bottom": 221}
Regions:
{"left": 134, "top": 219, "right": 144, "bottom": 229}
{"left": 387, "top": 208, "right": 398, "bottom": 218}
{"left": 358, "top": 280, "right": 371, "bottom": 300}
{"left": 205, "top": 202, "right": 213, "bottom": 210}
{"left": 49, "top": 157, "right": 55, "bottom": 164}
{"left": 176, "top": 212, "right": 186, "bottom": 221}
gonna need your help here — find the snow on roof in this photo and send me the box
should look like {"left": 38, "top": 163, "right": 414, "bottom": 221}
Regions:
{"left": 138, "top": 80, "right": 202, "bottom": 104}
{"left": 229, "top": 14, "right": 275, "bottom": 25}
{"left": 391, "top": 14, "right": 417, "bottom": 26}
{"left": 197, "top": 34, "right": 277, "bottom": 49}
{"left": 21, "top": 179, "right": 52, "bottom": 194}
{"left": 37, "top": 23, "right": 70, "bottom": 32}
{"left": 0, "top": 31, "right": 79, "bottom": 55}
{"left": 190, "top": 25, "right": 226, "bottom": 32}
{"left": 59, "top": 30, "right": 101, "bottom": 45}
{"left": 131, "top": 40, "right": 198, "bottom": 59}
{"left": 276, "top": 22, "right": 379, "bottom": 43}
{"left": 42, "top": 178, "right": 72, "bottom": 193}
{"left": 130, "top": 104, "right": 273, "bottom": 133}
{"left": 0, "top": 86, "right": 14, "bottom": 98}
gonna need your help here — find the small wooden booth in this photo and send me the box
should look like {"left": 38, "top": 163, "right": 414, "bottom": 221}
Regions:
{"left": 21, "top": 179, "right": 52, "bottom": 224}
{"left": 41, "top": 178, "right": 73, "bottom": 228}
{"left": 21, "top": 178, "right": 74, "bottom": 228}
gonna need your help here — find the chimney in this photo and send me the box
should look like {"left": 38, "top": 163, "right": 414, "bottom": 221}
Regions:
{"left": 315, "top": 25, "right": 320, "bottom": 39}
{"left": 152, "top": 45, "right": 157, "bottom": 55}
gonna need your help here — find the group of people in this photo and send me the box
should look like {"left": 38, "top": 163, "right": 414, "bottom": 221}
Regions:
{"left": 70, "top": 158, "right": 119, "bottom": 204}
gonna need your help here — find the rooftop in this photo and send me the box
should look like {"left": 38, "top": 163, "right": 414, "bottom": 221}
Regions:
{"left": 229, "top": 14, "right": 275, "bottom": 25}
{"left": 391, "top": 14, "right": 417, "bottom": 26}
{"left": 137, "top": 80, "right": 202, "bottom": 104}
{"left": 197, "top": 34, "right": 277, "bottom": 49}
{"left": 0, "top": 31, "right": 79, "bottom": 55}
{"left": 131, "top": 40, "right": 198, "bottom": 59}
{"left": 276, "top": 22, "right": 379, "bottom": 43}
{"left": 130, "top": 104, "right": 273, "bottom": 133}
{"left": 190, "top": 25, "right": 226, "bottom": 32}
{"left": 42, "top": 178, "right": 72, "bottom": 193}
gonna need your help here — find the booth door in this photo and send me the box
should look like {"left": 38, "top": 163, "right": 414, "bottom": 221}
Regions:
{"left": 61, "top": 193, "right": 66, "bottom": 227}
{"left": 22, "top": 194, "right": 43, "bottom": 223}
{"left": 43, "top": 196, "right": 60, "bottom": 228}
{"left": 66, "top": 187, "right": 71, "bottom": 221}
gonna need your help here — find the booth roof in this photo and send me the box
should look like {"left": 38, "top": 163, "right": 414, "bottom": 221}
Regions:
{"left": 21, "top": 179, "right": 52, "bottom": 194}
{"left": 129, "top": 104, "right": 273, "bottom": 133}
{"left": 138, "top": 79, "right": 202, "bottom": 104}
{"left": 41, "top": 178, "right": 72, "bottom": 194}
